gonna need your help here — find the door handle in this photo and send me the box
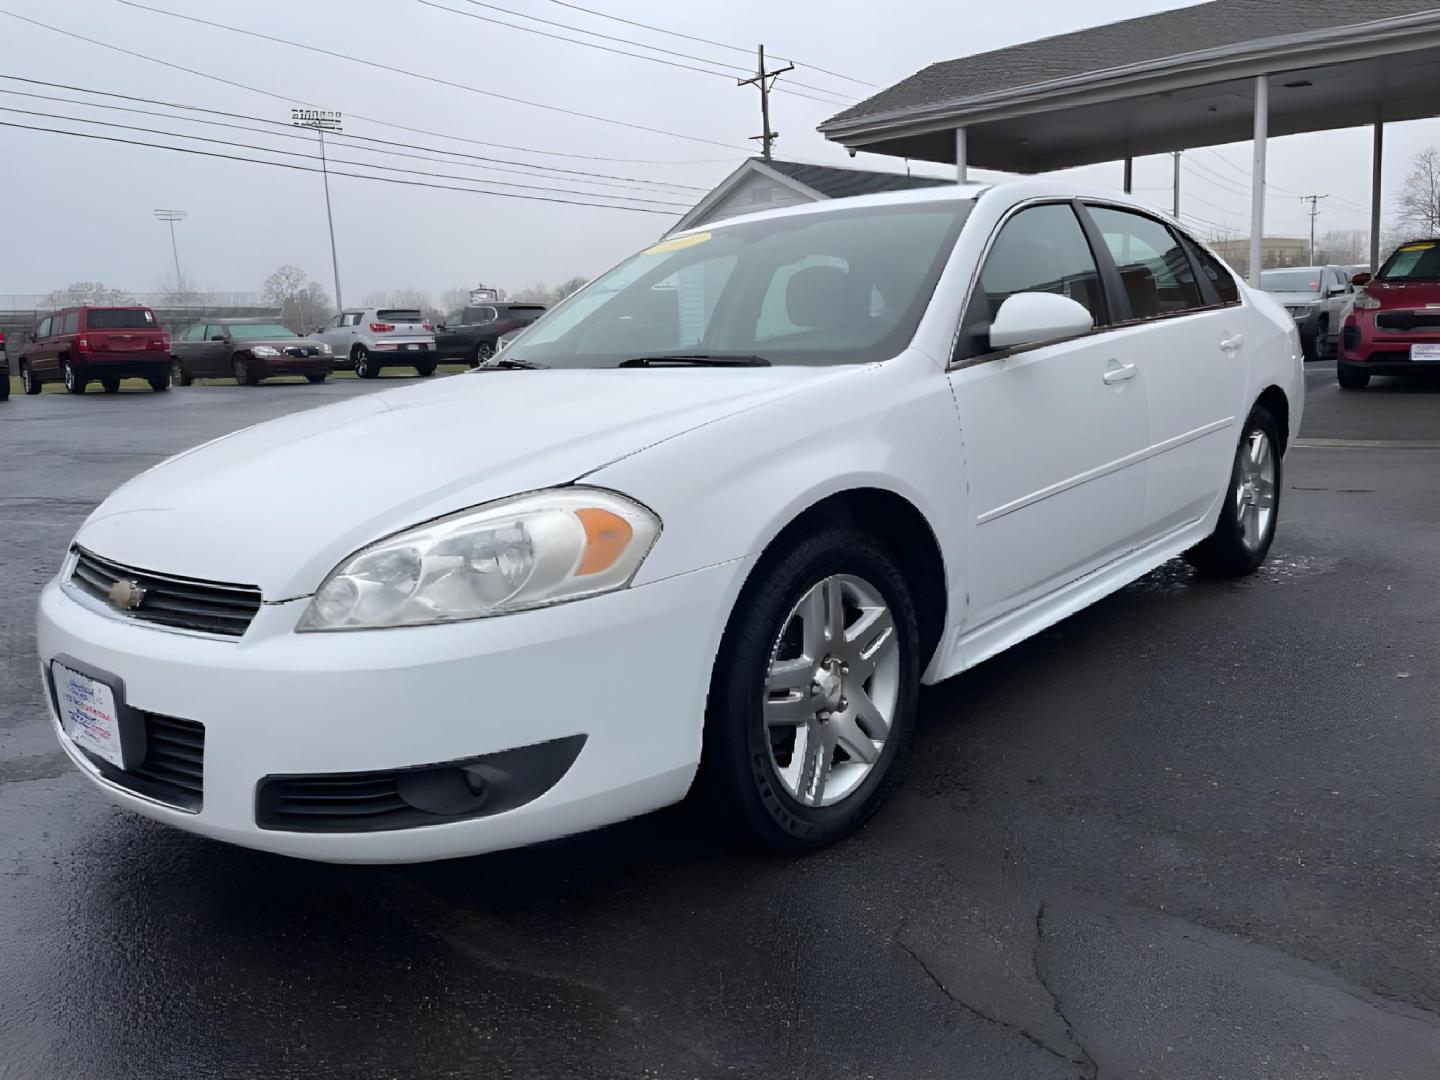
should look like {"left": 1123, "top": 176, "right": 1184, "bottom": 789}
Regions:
{"left": 1220, "top": 333, "right": 1244, "bottom": 352}
{"left": 1102, "top": 361, "right": 1137, "bottom": 384}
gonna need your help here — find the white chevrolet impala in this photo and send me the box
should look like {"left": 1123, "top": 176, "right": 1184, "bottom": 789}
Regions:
{"left": 37, "top": 180, "right": 1303, "bottom": 863}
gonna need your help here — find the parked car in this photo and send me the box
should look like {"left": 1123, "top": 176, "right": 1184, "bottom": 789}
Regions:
{"left": 170, "top": 319, "right": 334, "bottom": 386}
{"left": 0, "top": 328, "right": 8, "bottom": 401}
{"left": 1338, "top": 239, "right": 1440, "bottom": 388}
{"left": 17, "top": 306, "right": 171, "bottom": 394}
{"left": 1258, "top": 265, "right": 1351, "bottom": 360}
{"left": 36, "top": 180, "right": 1302, "bottom": 863}
{"left": 492, "top": 325, "right": 529, "bottom": 357}
{"left": 435, "top": 303, "right": 547, "bottom": 366}
{"left": 313, "top": 308, "right": 436, "bottom": 378}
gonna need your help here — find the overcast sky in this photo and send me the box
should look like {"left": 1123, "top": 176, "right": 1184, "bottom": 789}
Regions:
{"left": 2, "top": 0, "right": 1435, "bottom": 304}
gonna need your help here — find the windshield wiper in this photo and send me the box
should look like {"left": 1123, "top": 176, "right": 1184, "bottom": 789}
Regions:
{"left": 618, "top": 354, "right": 771, "bottom": 368}
{"left": 474, "top": 357, "right": 548, "bottom": 370}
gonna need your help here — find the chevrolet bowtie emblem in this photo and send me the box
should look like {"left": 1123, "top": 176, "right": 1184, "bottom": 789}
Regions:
{"left": 108, "top": 579, "right": 147, "bottom": 611}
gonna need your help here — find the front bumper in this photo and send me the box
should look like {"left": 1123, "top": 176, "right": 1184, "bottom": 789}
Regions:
{"left": 37, "top": 557, "right": 749, "bottom": 862}
{"left": 1340, "top": 313, "right": 1440, "bottom": 374}
{"left": 254, "top": 357, "right": 334, "bottom": 377}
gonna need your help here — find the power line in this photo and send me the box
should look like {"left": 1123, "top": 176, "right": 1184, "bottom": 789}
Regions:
{"left": 435, "top": 0, "right": 853, "bottom": 104}
{"left": 115, "top": 0, "right": 746, "bottom": 150}
{"left": 0, "top": 76, "right": 708, "bottom": 195}
{"left": 0, "top": 115, "right": 682, "bottom": 214}
{"left": 0, "top": 8, "right": 735, "bottom": 165}
{"left": 548, "top": 0, "right": 879, "bottom": 88}
{"left": 0, "top": 103, "right": 693, "bottom": 208}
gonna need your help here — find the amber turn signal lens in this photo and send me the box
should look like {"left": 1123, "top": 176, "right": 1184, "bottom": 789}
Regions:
{"left": 575, "top": 508, "right": 634, "bottom": 576}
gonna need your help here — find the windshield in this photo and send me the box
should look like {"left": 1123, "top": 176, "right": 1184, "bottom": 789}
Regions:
{"left": 228, "top": 323, "right": 296, "bottom": 340}
{"left": 87, "top": 308, "right": 155, "bottom": 329}
{"left": 1259, "top": 269, "right": 1321, "bottom": 293}
{"left": 1378, "top": 241, "right": 1440, "bottom": 281}
{"left": 503, "top": 200, "right": 971, "bottom": 369}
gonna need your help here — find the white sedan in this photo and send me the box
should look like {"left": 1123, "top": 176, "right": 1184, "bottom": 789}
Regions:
{"left": 36, "top": 180, "right": 1302, "bottom": 863}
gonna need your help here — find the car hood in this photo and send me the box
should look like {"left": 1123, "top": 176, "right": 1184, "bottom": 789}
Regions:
{"left": 75, "top": 367, "right": 848, "bottom": 598}
{"left": 1360, "top": 279, "right": 1440, "bottom": 307}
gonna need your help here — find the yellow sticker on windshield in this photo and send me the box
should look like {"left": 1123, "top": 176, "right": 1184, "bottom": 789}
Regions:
{"left": 644, "top": 232, "right": 711, "bottom": 255}
{"left": 1399, "top": 243, "right": 1435, "bottom": 251}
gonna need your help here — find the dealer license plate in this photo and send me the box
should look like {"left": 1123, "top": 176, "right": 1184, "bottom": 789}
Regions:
{"left": 53, "top": 663, "right": 126, "bottom": 768}
{"left": 1410, "top": 344, "right": 1440, "bottom": 362}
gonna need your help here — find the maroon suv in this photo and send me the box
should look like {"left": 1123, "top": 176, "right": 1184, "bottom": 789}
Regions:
{"left": 17, "top": 306, "right": 171, "bottom": 394}
{"left": 1339, "top": 240, "right": 1440, "bottom": 389}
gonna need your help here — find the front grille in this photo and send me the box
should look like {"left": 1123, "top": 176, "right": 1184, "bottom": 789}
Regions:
{"left": 1376, "top": 311, "right": 1440, "bottom": 332}
{"left": 91, "top": 712, "right": 205, "bottom": 811}
{"left": 70, "top": 547, "right": 261, "bottom": 637}
{"left": 282, "top": 346, "right": 320, "bottom": 357}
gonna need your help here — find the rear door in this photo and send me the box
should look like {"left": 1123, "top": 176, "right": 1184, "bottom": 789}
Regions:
{"left": 1081, "top": 204, "right": 1245, "bottom": 535}
{"left": 946, "top": 201, "right": 1151, "bottom": 627}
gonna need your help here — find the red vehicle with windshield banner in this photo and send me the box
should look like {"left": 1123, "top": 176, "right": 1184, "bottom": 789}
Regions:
{"left": 1339, "top": 239, "right": 1440, "bottom": 389}
{"left": 17, "top": 306, "right": 171, "bottom": 394}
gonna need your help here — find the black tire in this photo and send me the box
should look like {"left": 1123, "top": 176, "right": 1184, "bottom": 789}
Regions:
{"left": 470, "top": 341, "right": 494, "bottom": 368}
{"left": 1185, "top": 404, "right": 1282, "bottom": 578}
{"left": 63, "top": 359, "right": 85, "bottom": 394}
{"left": 354, "top": 346, "right": 379, "bottom": 379}
{"left": 232, "top": 357, "right": 258, "bottom": 386}
{"left": 1316, "top": 316, "right": 1331, "bottom": 360}
{"left": 306, "top": 373, "right": 328, "bottom": 384}
{"left": 415, "top": 360, "right": 437, "bottom": 377}
{"left": 1337, "top": 360, "right": 1370, "bottom": 390}
{"left": 696, "top": 525, "right": 920, "bottom": 852}
{"left": 172, "top": 359, "right": 193, "bottom": 387}
{"left": 20, "top": 363, "right": 41, "bottom": 395}
{"left": 0, "top": 371, "right": 9, "bottom": 401}
{"left": 101, "top": 377, "right": 121, "bottom": 394}
{"left": 149, "top": 372, "right": 170, "bottom": 393}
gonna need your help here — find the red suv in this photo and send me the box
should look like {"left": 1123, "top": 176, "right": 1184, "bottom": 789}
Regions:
{"left": 17, "top": 306, "right": 171, "bottom": 395}
{"left": 1339, "top": 240, "right": 1440, "bottom": 389}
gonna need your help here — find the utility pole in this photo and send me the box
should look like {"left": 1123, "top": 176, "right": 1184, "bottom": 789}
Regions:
{"left": 153, "top": 209, "right": 187, "bottom": 297}
{"left": 738, "top": 45, "right": 793, "bottom": 160}
{"left": 1300, "top": 194, "right": 1329, "bottom": 264}
{"left": 1172, "top": 150, "right": 1182, "bottom": 218}
{"left": 291, "top": 108, "right": 345, "bottom": 310}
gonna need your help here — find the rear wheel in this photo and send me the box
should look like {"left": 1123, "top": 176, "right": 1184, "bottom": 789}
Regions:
{"left": 1337, "top": 360, "right": 1370, "bottom": 390}
{"left": 20, "top": 363, "right": 41, "bottom": 395}
{"left": 172, "top": 358, "right": 193, "bottom": 387}
{"left": 415, "top": 360, "right": 437, "bottom": 377}
{"left": 354, "top": 345, "right": 379, "bottom": 379}
{"left": 1185, "top": 404, "right": 1281, "bottom": 577}
{"left": 101, "top": 377, "right": 121, "bottom": 394}
{"left": 63, "top": 360, "right": 85, "bottom": 394}
{"left": 0, "top": 371, "right": 9, "bottom": 401}
{"left": 697, "top": 526, "right": 919, "bottom": 851}
{"left": 148, "top": 372, "right": 170, "bottom": 392}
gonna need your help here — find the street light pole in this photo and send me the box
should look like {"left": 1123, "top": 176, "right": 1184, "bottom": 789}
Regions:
{"left": 292, "top": 108, "right": 344, "bottom": 311}
{"left": 153, "top": 208, "right": 187, "bottom": 295}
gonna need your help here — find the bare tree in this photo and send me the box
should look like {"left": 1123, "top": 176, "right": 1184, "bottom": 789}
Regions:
{"left": 551, "top": 276, "right": 588, "bottom": 302}
{"left": 262, "top": 264, "right": 308, "bottom": 308}
{"left": 1395, "top": 147, "right": 1440, "bottom": 236}
{"left": 361, "top": 288, "right": 437, "bottom": 316}
{"left": 44, "top": 282, "right": 135, "bottom": 307}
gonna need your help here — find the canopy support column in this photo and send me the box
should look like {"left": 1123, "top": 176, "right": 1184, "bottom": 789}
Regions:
{"left": 1371, "top": 117, "right": 1384, "bottom": 271}
{"left": 1249, "top": 75, "right": 1268, "bottom": 288}
{"left": 955, "top": 127, "right": 967, "bottom": 184}
{"left": 1123, "top": 156, "right": 1133, "bottom": 194}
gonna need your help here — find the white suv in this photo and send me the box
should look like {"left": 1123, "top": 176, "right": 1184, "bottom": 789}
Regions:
{"left": 315, "top": 307, "right": 437, "bottom": 378}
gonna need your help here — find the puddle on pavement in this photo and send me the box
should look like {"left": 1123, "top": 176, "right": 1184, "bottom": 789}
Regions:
{"left": 1126, "top": 553, "right": 1337, "bottom": 595}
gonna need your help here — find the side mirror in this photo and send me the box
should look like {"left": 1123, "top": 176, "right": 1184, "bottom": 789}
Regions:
{"left": 988, "top": 292, "right": 1094, "bottom": 350}
{"left": 1351, "top": 272, "right": 1372, "bottom": 287}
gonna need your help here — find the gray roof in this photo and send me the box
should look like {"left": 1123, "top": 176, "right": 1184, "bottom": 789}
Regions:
{"left": 763, "top": 158, "right": 952, "bottom": 198}
{"left": 825, "top": 0, "right": 1440, "bottom": 127}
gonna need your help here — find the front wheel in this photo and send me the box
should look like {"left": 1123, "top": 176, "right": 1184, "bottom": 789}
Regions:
{"left": 233, "top": 358, "right": 258, "bottom": 386}
{"left": 1185, "top": 405, "right": 1281, "bottom": 577}
{"left": 698, "top": 526, "right": 920, "bottom": 851}
{"left": 469, "top": 341, "right": 494, "bottom": 368}
{"left": 1337, "top": 360, "right": 1370, "bottom": 390}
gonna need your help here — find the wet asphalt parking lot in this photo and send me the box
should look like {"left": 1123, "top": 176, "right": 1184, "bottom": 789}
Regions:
{"left": 1, "top": 365, "right": 1438, "bottom": 1079}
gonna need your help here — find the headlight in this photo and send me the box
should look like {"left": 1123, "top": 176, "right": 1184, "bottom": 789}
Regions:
{"left": 1352, "top": 291, "right": 1381, "bottom": 310}
{"left": 251, "top": 345, "right": 280, "bottom": 357}
{"left": 297, "top": 488, "right": 661, "bottom": 631}
{"left": 316, "top": 342, "right": 332, "bottom": 355}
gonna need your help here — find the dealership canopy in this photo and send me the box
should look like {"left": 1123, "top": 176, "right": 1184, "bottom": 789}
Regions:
{"left": 818, "top": 0, "right": 1440, "bottom": 280}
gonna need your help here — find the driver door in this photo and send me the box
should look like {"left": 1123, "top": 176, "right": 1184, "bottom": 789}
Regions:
{"left": 947, "top": 202, "right": 1151, "bottom": 628}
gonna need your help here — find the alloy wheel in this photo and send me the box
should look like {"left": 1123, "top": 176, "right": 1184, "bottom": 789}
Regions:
{"left": 763, "top": 573, "right": 899, "bottom": 807}
{"left": 1235, "top": 428, "right": 1276, "bottom": 553}
{"left": 233, "top": 359, "right": 247, "bottom": 385}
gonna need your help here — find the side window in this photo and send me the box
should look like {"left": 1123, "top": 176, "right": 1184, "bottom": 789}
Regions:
{"left": 964, "top": 203, "right": 1106, "bottom": 351}
{"left": 1187, "top": 241, "right": 1240, "bottom": 305}
{"left": 59, "top": 312, "right": 79, "bottom": 335}
{"left": 205, "top": 324, "right": 225, "bottom": 340}
{"left": 1087, "top": 206, "right": 1205, "bottom": 318}
{"left": 344, "top": 312, "right": 363, "bottom": 327}
{"left": 183, "top": 324, "right": 202, "bottom": 341}
{"left": 325, "top": 315, "right": 342, "bottom": 330}
{"left": 36, "top": 317, "right": 51, "bottom": 337}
